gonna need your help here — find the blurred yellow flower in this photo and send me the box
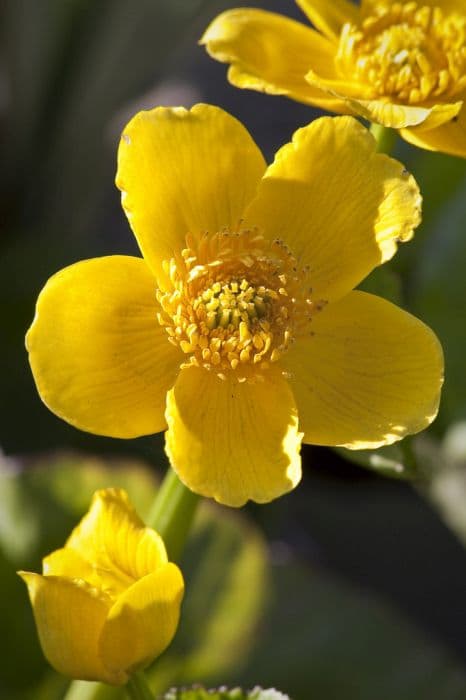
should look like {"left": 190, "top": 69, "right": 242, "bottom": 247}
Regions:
{"left": 201, "top": 0, "right": 466, "bottom": 157}
{"left": 18, "top": 489, "right": 184, "bottom": 685}
{"left": 27, "top": 105, "right": 443, "bottom": 506}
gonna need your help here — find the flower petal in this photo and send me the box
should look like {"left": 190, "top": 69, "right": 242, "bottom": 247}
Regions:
{"left": 99, "top": 563, "right": 184, "bottom": 676}
{"left": 244, "top": 116, "right": 421, "bottom": 303}
{"left": 43, "top": 548, "right": 100, "bottom": 586}
{"left": 343, "top": 96, "right": 463, "bottom": 130}
{"left": 116, "top": 104, "right": 266, "bottom": 284}
{"left": 165, "top": 365, "right": 302, "bottom": 506}
{"left": 305, "top": 70, "right": 375, "bottom": 99}
{"left": 306, "top": 70, "right": 463, "bottom": 128}
{"left": 200, "top": 9, "right": 347, "bottom": 112}
{"left": 66, "top": 489, "right": 168, "bottom": 597}
{"left": 296, "top": 0, "right": 359, "bottom": 39}
{"left": 18, "top": 572, "right": 124, "bottom": 685}
{"left": 283, "top": 291, "right": 443, "bottom": 448}
{"left": 26, "top": 256, "right": 182, "bottom": 438}
{"left": 400, "top": 104, "right": 466, "bottom": 158}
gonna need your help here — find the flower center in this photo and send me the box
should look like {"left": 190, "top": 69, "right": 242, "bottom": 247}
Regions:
{"left": 336, "top": 2, "right": 466, "bottom": 103}
{"left": 156, "top": 229, "right": 319, "bottom": 380}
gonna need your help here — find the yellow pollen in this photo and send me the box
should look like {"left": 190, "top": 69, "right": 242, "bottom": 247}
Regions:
{"left": 156, "top": 229, "right": 322, "bottom": 380}
{"left": 336, "top": 2, "right": 466, "bottom": 103}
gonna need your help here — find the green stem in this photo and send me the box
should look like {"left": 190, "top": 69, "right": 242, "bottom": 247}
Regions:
{"left": 63, "top": 680, "right": 116, "bottom": 700}
{"left": 148, "top": 467, "right": 200, "bottom": 561}
{"left": 126, "top": 671, "right": 156, "bottom": 700}
{"left": 369, "top": 122, "right": 397, "bottom": 154}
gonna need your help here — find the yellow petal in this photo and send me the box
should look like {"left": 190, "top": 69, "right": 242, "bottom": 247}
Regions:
{"left": 225, "top": 63, "right": 350, "bottom": 114}
{"left": 400, "top": 104, "right": 466, "bottom": 158}
{"left": 296, "top": 0, "right": 359, "bottom": 39}
{"left": 165, "top": 365, "right": 302, "bottom": 507}
{"left": 116, "top": 104, "right": 266, "bottom": 285}
{"left": 305, "top": 70, "right": 463, "bottom": 129}
{"left": 305, "top": 70, "right": 375, "bottom": 100}
{"left": 18, "top": 572, "right": 125, "bottom": 685}
{"left": 342, "top": 96, "right": 463, "bottom": 130}
{"left": 244, "top": 116, "right": 421, "bottom": 303}
{"left": 201, "top": 9, "right": 347, "bottom": 112}
{"left": 26, "top": 255, "right": 182, "bottom": 438}
{"left": 283, "top": 291, "right": 443, "bottom": 448}
{"left": 66, "top": 489, "right": 168, "bottom": 597}
{"left": 99, "top": 563, "right": 184, "bottom": 676}
{"left": 43, "top": 548, "right": 101, "bottom": 588}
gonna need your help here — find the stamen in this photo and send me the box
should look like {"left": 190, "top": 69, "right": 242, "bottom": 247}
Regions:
{"left": 156, "top": 229, "right": 322, "bottom": 381}
{"left": 336, "top": 3, "right": 466, "bottom": 103}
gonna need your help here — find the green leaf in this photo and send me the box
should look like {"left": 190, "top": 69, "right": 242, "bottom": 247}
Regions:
{"left": 333, "top": 444, "right": 410, "bottom": 480}
{"left": 160, "top": 687, "right": 290, "bottom": 700}
{"left": 416, "top": 423, "right": 466, "bottom": 546}
{"left": 0, "top": 452, "right": 158, "bottom": 566}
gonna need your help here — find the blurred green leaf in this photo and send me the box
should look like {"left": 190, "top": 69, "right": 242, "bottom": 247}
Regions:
{"left": 0, "top": 451, "right": 157, "bottom": 566}
{"left": 161, "top": 687, "right": 290, "bottom": 700}
{"left": 334, "top": 443, "right": 411, "bottom": 480}
{"left": 417, "top": 422, "right": 466, "bottom": 546}
{"left": 407, "top": 151, "right": 466, "bottom": 243}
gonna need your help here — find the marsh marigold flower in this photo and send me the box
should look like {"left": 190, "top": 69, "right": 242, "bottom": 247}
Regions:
{"left": 27, "top": 105, "right": 443, "bottom": 506}
{"left": 18, "top": 489, "right": 184, "bottom": 685}
{"left": 202, "top": 1, "right": 466, "bottom": 157}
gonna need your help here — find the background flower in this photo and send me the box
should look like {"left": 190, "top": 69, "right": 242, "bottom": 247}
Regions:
{"left": 201, "top": 0, "right": 466, "bottom": 157}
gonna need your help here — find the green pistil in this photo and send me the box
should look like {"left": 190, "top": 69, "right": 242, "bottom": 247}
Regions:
{"left": 201, "top": 279, "right": 270, "bottom": 331}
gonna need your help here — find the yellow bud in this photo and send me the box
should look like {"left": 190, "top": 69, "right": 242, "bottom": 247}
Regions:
{"left": 18, "top": 488, "right": 184, "bottom": 685}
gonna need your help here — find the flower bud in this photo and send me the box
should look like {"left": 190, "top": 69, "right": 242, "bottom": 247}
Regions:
{"left": 19, "top": 488, "right": 184, "bottom": 685}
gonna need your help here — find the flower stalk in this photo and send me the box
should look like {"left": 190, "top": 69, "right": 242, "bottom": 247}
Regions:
{"left": 369, "top": 123, "right": 397, "bottom": 154}
{"left": 62, "top": 681, "right": 117, "bottom": 700}
{"left": 148, "top": 467, "right": 200, "bottom": 561}
{"left": 126, "top": 671, "right": 156, "bottom": 700}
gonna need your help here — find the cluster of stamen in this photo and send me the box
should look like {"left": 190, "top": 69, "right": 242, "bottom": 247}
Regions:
{"left": 156, "top": 228, "right": 320, "bottom": 381}
{"left": 336, "top": 2, "right": 466, "bottom": 103}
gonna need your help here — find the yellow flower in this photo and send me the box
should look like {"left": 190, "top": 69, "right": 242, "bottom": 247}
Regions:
{"left": 201, "top": 1, "right": 466, "bottom": 157}
{"left": 27, "top": 105, "right": 443, "bottom": 506}
{"left": 18, "top": 489, "right": 184, "bottom": 685}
